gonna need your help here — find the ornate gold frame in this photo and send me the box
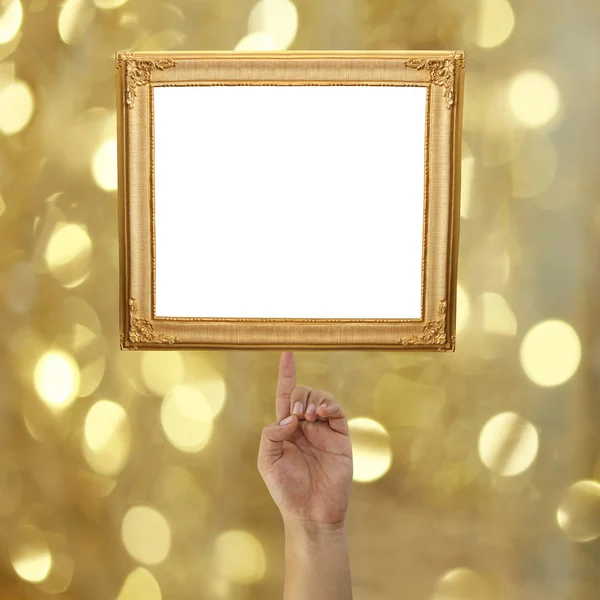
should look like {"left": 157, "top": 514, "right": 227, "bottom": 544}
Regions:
{"left": 115, "top": 50, "right": 465, "bottom": 351}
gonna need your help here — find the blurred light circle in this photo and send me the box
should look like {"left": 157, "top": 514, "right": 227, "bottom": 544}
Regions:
{"left": 78, "top": 353, "right": 106, "bottom": 397}
{"left": 0, "top": 0, "right": 23, "bottom": 43}
{"left": 456, "top": 283, "right": 470, "bottom": 333}
{"left": 557, "top": 480, "right": 600, "bottom": 542}
{"left": 433, "top": 567, "right": 490, "bottom": 600}
{"left": 34, "top": 350, "right": 80, "bottom": 410}
{"left": 348, "top": 417, "right": 392, "bottom": 483}
{"left": 481, "top": 292, "right": 517, "bottom": 336}
{"left": 58, "top": 0, "right": 95, "bottom": 45}
{"left": 213, "top": 530, "right": 265, "bottom": 583}
{"left": 121, "top": 506, "right": 171, "bottom": 565}
{"left": 11, "top": 526, "right": 52, "bottom": 583}
{"left": 235, "top": 32, "right": 276, "bottom": 51}
{"left": 475, "top": 0, "right": 514, "bottom": 48}
{"left": 511, "top": 132, "right": 557, "bottom": 198}
{"left": 36, "top": 551, "right": 74, "bottom": 595}
{"left": 161, "top": 385, "right": 213, "bottom": 453}
{"left": 44, "top": 223, "right": 92, "bottom": 288}
{"left": 0, "top": 79, "right": 34, "bottom": 134}
{"left": 94, "top": 0, "right": 128, "bottom": 9}
{"left": 83, "top": 400, "right": 131, "bottom": 476}
{"left": 54, "top": 296, "right": 105, "bottom": 396}
{"left": 478, "top": 412, "right": 538, "bottom": 477}
{"left": 509, "top": 70, "right": 560, "bottom": 128}
{"left": 151, "top": 466, "right": 208, "bottom": 527}
{"left": 182, "top": 359, "right": 227, "bottom": 417}
{"left": 117, "top": 567, "right": 161, "bottom": 600}
{"left": 247, "top": 0, "right": 298, "bottom": 50}
{"left": 141, "top": 351, "right": 185, "bottom": 395}
{"left": 92, "top": 138, "right": 117, "bottom": 191}
{"left": 520, "top": 320, "right": 581, "bottom": 387}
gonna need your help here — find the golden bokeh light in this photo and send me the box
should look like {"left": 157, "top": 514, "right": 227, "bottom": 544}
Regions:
{"left": 247, "top": 0, "right": 298, "bottom": 50}
{"left": 161, "top": 385, "right": 213, "bottom": 453}
{"left": 34, "top": 350, "right": 80, "bottom": 410}
{"left": 0, "top": 78, "right": 34, "bottom": 134}
{"left": 456, "top": 283, "right": 470, "bottom": 334}
{"left": 83, "top": 400, "right": 131, "bottom": 476}
{"left": 520, "top": 320, "right": 581, "bottom": 387}
{"left": 36, "top": 550, "right": 74, "bottom": 595}
{"left": 476, "top": 0, "right": 514, "bottom": 48}
{"left": 58, "top": 0, "right": 95, "bottom": 45}
{"left": 44, "top": 223, "right": 92, "bottom": 288}
{"left": 557, "top": 480, "right": 600, "bottom": 542}
{"left": 10, "top": 526, "right": 52, "bottom": 583}
{"left": 373, "top": 374, "right": 446, "bottom": 429}
{"left": 121, "top": 506, "right": 172, "bottom": 565}
{"left": 432, "top": 567, "right": 491, "bottom": 600}
{"left": 509, "top": 70, "right": 560, "bottom": 128}
{"left": 182, "top": 359, "right": 227, "bottom": 417}
{"left": 53, "top": 296, "right": 106, "bottom": 397}
{"left": 92, "top": 138, "right": 118, "bottom": 191}
{"left": 0, "top": 0, "right": 599, "bottom": 596}
{"left": 511, "top": 132, "right": 557, "bottom": 198}
{"left": 141, "top": 351, "right": 185, "bottom": 396}
{"left": 94, "top": 0, "right": 128, "bottom": 10}
{"left": 235, "top": 32, "right": 276, "bottom": 51}
{"left": 117, "top": 567, "right": 161, "bottom": 600}
{"left": 481, "top": 292, "right": 517, "bottom": 336}
{"left": 213, "top": 530, "right": 266, "bottom": 584}
{"left": 0, "top": 0, "right": 22, "bottom": 43}
{"left": 57, "top": 106, "right": 113, "bottom": 173}
{"left": 348, "top": 418, "right": 392, "bottom": 483}
{"left": 482, "top": 103, "right": 524, "bottom": 167}
{"left": 478, "top": 412, "right": 538, "bottom": 477}
{"left": 151, "top": 465, "right": 208, "bottom": 526}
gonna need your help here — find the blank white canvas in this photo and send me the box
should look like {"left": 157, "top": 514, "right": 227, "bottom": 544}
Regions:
{"left": 153, "top": 84, "right": 427, "bottom": 319}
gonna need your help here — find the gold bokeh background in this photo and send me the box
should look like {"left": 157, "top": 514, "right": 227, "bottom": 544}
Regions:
{"left": 1, "top": 0, "right": 600, "bottom": 598}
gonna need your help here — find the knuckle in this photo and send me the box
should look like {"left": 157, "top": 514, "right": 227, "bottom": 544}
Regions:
{"left": 294, "top": 385, "right": 312, "bottom": 394}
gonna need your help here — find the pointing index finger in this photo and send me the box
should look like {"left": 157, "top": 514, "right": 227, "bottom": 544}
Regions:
{"left": 276, "top": 351, "right": 296, "bottom": 422}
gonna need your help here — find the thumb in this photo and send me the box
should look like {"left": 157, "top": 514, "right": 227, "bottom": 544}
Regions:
{"left": 258, "top": 415, "right": 299, "bottom": 471}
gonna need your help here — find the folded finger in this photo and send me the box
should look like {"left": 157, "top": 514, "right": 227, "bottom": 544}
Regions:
{"left": 257, "top": 416, "right": 299, "bottom": 472}
{"left": 316, "top": 400, "right": 350, "bottom": 436}
{"left": 290, "top": 386, "right": 312, "bottom": 420}
{"left": 304, "top": 389, "right": 335, "bottom": 422}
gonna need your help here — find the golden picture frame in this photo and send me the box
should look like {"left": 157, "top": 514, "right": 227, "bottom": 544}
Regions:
{"left": 115, "top": 50, "right": 465, "bottom": 351}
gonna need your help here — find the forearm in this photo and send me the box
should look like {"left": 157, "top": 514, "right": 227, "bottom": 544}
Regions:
{"left": 283, "top": 519, "right": 352, "bottom": 600}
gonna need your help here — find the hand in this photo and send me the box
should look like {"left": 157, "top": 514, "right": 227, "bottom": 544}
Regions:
{"left": 257, "top": 351, "right": 353, "bottom": 528}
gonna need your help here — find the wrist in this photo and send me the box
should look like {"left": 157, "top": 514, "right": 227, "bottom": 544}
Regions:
{"left": 283, "top": 518, "right": 347, "bottom": 543}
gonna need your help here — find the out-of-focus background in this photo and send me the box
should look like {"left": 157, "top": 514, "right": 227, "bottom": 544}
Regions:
{"left": 1, "top": 0, "right": 599, "bottom": 598}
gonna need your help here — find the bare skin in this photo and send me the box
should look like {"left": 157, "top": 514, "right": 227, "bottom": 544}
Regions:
{"left": 258, "top": 351, "right": 353, "bottom": 600}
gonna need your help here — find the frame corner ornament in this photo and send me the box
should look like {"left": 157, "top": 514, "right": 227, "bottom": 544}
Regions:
{"left": 398, "top": 299, "right": 449, "bottom": 346}
{"left": 405, "top": 51, "right": 465, "bottom": 110}
{"left": 127, "top": 297, "right": 176, "bottom": 347}
{"left": 116, "top": 50, "right": 176, "bottom": 109}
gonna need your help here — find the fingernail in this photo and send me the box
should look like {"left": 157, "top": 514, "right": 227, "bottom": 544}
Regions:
{"left": 293, "top": 401, "right": 303, "bottom": 415}
{"left": 306, "top": 403, "right": 316, "bottom": 414}
{"left": 319, "top": 403, "right": 328, "bottom": 412}
{"left": 280, "top": 415, "right": 294, "bottom": 425}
